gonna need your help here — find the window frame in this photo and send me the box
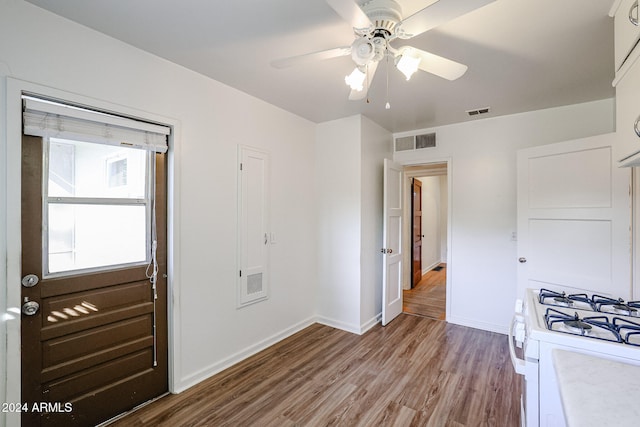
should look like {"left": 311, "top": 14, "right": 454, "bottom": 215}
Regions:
{"left": 42, "top": 136, "right": 155, "bottom": 278}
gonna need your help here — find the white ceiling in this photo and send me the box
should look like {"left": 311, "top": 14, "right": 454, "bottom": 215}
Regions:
{"left": 23, "top": 0, "right": 615, "bottom": 133}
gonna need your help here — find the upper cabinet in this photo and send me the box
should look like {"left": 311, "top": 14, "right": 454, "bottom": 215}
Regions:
{"left": 613, "top": 0, "right": 640, "bottom": 72}
{"left": 616, "top": 57, "right": 640, "bottom": 164}
{"left": 612, "top": 0, "right": 640, "bottom": 165}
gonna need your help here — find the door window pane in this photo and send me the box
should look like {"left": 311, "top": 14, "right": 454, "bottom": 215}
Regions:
{"left": 45, "top": 137, "right": 152, "bottom": 276}
{"left": 48, "top": 138, "right": 147, "bottom": 199}
{"left": 48, "top": 204, "right": 147, "bottom": 274}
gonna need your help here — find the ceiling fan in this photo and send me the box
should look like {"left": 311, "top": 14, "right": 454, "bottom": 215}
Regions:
{"left": 272, "top": 0, "right": 495, "bottom": 101}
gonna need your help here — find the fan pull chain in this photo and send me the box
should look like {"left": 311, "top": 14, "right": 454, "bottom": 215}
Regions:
{"left": 366, "top": 63, "right": 370, "bottom": 104}
{"left": 385, "top": 52, "right": 391, "bottom": 110}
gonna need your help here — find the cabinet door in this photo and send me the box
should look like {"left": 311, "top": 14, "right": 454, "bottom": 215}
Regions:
{"left": 616, "top": 56, "right": 640, "bottom": 162}
{"left": 615, "top": 0, "right": 640, "bottom": 71}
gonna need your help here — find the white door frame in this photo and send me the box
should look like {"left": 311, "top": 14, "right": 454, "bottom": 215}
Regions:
{"left": 2, "top": 78, "right": 181, "bottom": 424}
{"left": 398, "top": 159, "right": 453, "bottom": 323}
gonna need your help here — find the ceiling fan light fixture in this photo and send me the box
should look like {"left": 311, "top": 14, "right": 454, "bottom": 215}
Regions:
{"left": 396, "top": 51, "right": 421, "bottom": 81}
{"left": 345, "top": 67, "right": 366, "bottom": 91}
{"left": 351, "top": 37, "right": 376, "bottom": 65}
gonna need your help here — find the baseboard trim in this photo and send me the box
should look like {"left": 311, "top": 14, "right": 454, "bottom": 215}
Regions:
{"left": 360, "top": 313, "right": 382, "bottom": 334}
{"left": 421, "top": 261, "right": 441, "bottom": 276}
{"left": 174, "top": 313, "right": 386, "bottom": 395}
{"left": 175, "top": 316, "right": 316, "bottom": 393}
{"left": 316, "top": 316, "right": 361, "bottom": 334}
{"left": 447, "top": 314, "right": 508, "bottom": 335}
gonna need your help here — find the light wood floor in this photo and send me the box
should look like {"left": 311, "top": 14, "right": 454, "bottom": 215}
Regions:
{"left": 403, "top": 265, "right": 446, "bottom": 320}
{"left": 110, "top": 314, "right": 521, "bottom": 426}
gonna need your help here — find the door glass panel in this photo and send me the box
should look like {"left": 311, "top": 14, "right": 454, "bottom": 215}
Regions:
{"left": 45, "top": 137, "right": 151, "bottom": 276}
{"left": 49, "top": 138, "right": 147, "bottom": 199}
{"left": 48, "top": 204, "right": 147, "bottom": 273}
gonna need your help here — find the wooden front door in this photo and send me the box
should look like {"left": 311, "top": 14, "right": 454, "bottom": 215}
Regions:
{"left": 411, "top": 178, "right": 422, "bottom": 287}
{"left": 21, "top": 134, "right": 168, "bottom": 426}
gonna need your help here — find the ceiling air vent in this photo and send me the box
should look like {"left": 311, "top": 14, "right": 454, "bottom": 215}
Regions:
{"left": 394, "top": 132, "right": 437, "bottom": 152}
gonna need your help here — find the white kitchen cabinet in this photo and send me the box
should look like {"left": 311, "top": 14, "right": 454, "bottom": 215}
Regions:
{"left": 613, "top": 0, "right": 640, "bottom": 71}
{"left": 616, "top": 55, "right": 640, "bottom": 164}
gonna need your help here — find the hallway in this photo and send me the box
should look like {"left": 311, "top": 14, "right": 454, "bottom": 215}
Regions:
{"left": 403, "top": 265, "right": 446, "bottom": 320}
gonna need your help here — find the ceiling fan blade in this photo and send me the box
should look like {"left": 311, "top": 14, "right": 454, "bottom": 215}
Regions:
{"left": 403, "top": 47, "right": 467, "bottom": 80}
{"left": 271, "top": 46, "right": 351, "bottom": 69}
{"left": 349, "top": 61, "right": 379, "bottom": 100}
{"left": 399, "top": 0, "right": 495, "bottom": 38}
{"left": 326, "top": 0, "right": 373, "bottom": 30}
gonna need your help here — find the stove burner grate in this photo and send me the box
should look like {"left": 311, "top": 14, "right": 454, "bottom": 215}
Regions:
{"left": 544, "top": 308, "right": 623, "bottom": 342}
{"left": 538, "top": 289, "right": 596, "bottom": 311}
{"left": 613, "top": 317, "right": 640, "bottom": 347}
{"left": 593, "top": 295, "right": 640, "bottom": 317}
{"left": 613, "top": 304, "right": 638, "bottom": 316}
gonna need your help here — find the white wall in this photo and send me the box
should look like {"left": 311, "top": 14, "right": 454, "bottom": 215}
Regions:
{"left": 394, "top": 99, "right": 615, "bottom": 333}
{"left": 0, "top": 1, "right": 318, "bottom": 416}
{"left": 315, "top": 114, "right": 391, "bottom": 333}
{"left": 315, "top": 116, "right": 362, "bottom": 331}
{"left": 419, "top": 176, "right": 443, "bottom": 273}
{"left": 360, "top": 116, "right": 392, "bottom": 329}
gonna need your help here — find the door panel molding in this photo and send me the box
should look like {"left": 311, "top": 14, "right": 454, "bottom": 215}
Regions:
{"left": 517, "top": 133, "right": 632, "bottom": 298}
{"left": 382, "top": 159, "right": 404, "bottom": 326}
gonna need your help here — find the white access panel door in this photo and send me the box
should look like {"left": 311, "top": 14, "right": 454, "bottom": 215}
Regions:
{"left": 382, "top": 159, "right": 403, "bottom": 326}
{"left": 517, "top": 134, "right": 632, "bottom": 299}
{"left": 238, "top": 146, "right": 270, "bottom": 307}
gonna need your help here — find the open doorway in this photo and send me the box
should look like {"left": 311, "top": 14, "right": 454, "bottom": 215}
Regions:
{"left": 401, "top": 163, "right": 448, "bottom": 320}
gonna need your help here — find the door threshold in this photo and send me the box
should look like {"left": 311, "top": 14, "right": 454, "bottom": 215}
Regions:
{"left": 98, "top": 392, "right": 170, "bottom": 426}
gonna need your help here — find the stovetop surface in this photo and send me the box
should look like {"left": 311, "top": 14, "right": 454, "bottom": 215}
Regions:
{"left": 537, "top": 288, "right": 640, "bottom": 318}
{"left": 524, "top": 289, "right": 640, "bottom": 359}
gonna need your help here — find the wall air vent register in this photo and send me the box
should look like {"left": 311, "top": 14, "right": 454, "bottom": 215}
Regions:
{"left": 394, "top": 132, "right": 436, "bottom": 152}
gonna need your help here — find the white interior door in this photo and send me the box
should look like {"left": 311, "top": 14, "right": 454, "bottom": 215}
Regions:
{"left": 517, "top": 133, "right": 632, "bottom": 298}
{"left": 382, "top": 159, "right": 403, "bottom": 325}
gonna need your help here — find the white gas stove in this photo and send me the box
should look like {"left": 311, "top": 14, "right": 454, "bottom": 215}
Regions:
{"left": 510, "top": 288, "right": 640, "bottom": 427}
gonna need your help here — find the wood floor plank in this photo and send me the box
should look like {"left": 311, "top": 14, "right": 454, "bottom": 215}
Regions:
{"left": 404, "top": 265, "right": 447, "bottom": 319}
{"left": 109, "top": 315, "right": 520, "bottom": 427}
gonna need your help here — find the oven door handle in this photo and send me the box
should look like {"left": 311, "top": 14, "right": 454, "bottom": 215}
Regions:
{"left": 509, "top": 315, "right": 526, "bottom": 375}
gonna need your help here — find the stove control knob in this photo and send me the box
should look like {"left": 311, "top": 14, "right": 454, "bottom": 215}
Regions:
{"left": 514, "top": 299, "right": 523, "bottom": 314}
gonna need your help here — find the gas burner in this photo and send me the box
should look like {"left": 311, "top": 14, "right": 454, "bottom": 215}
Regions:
{"left": 554, "top": 296, "right": 573, "bottom": 307}
{"left": 593, "top": 295, "right": 640, "bottom": 317}
{"left": 544, "top": 308, "right": 622, "bottom": 342}
{"left": 613, "top": 304, "right": 638, "bottom": 316}
{"left": 562, "top": 319, "right": 592, "bottom": 335}
{"left": 538, "top": 289, "right": 596, "bottom": 311}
